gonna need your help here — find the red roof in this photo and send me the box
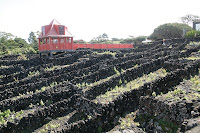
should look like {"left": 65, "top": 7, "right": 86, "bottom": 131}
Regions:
{"left": 39, "top": 19, "right": 73, "bottom": 38}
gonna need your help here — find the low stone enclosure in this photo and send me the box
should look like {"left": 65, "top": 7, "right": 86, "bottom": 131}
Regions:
{"left": 0, "top": 39, "right": 200, "bottom": 133}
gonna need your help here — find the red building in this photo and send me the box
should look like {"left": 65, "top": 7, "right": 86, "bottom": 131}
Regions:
{"left": 38, "top": 19, "right": 73, "bottom": 53}
{"left": 38, "top": 20, "right": 133, "bottom": 55}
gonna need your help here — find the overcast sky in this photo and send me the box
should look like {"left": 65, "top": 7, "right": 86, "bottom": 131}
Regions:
{"left": 0, "top": 0, "right": 200, "bottom": 41}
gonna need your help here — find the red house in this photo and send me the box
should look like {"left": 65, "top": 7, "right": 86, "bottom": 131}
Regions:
{"left": 38, "top": 19, "right": 73, "bottom": 54}
{"left": 38, "top": 20, "right": 133, "bottom": 55}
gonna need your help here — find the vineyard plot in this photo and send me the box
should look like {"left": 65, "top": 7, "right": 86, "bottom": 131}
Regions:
{"left": 0, "top": 41, "right": 200, "bottom": 133}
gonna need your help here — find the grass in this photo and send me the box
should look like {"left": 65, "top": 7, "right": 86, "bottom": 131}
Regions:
{"left": 94, "top": 68, "right": 167, "bottom": 104}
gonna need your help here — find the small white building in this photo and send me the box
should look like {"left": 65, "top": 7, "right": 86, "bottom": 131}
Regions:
{"left": 142, "top": 38, "right": 153, "bottom": 44}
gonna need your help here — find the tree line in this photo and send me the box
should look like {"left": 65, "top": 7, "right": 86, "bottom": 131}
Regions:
{"left": 0, "top": 31, "right": 38, "bottom": 55}
{"left": 74, "top": 33, "right": 147, "bottom": 45}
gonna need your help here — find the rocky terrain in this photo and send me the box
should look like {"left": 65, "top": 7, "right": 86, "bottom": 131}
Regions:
{"left": 0, "top": 39, "right": 200, "bottom": 133}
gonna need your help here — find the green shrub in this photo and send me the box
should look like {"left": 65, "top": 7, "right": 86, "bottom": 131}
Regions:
{"left": 185, "top": 30, "right": 200, "bottom": 38}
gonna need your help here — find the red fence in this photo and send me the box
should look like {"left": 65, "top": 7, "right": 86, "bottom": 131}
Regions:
{"left": 39, "top": 43, "right": 133, "bottom": 51}
{"left": 72, "top": 43, "right": 133, "bottom": 49}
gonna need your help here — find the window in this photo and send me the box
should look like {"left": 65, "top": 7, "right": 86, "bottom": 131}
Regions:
{"left": 42, "top": 27, "right": 45, "bottom": 36}
{"left": 68, "top": 38, "right": 71, "bottom": 43}
{"left": 39, "top": 39, "right": 42, "bottom": 44}
{"left": 59, "top": 26, "right": 64, "bottom": 35}
{"left": 53, "top": 38, "right": 58, "bottom": 44}
{"left": 47, "top": 38, "right": 49, "bottom": 44}
{"left": 43, "top": 39, "right": 46, "bottom": 44}
{"left": 60, "top": 38, "right": 64, "bottom": 44}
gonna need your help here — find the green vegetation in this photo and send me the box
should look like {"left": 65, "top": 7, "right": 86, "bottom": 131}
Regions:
{"left": 28, "top": 31, "right": 38, "bottom": 52}
{"left": 15, "top": 81, "right": 60, "bottom": 100}
{"left": 114, "top": 66, "right": 120, "bottom": 75}
{"left": 93, "top": 51, "right": 116, "bottom": 56}
{"left": 44, "top": 65, "right": 70, "bottom": 72}
{"left": 76, "top": 82, "right": 89, "bottom": 88}
{"left": 185, "top": 30, "right": 200, "bottom": 38}
{"left": 94, "top": 68, "right": 167, "bottom": 104}
{"left": 40, "top": 99, "right": 44, "bottom": 106}
{"left": 136, "top": 113, "right": 178, "bottom": 133}
{"left": 158, "top": 119, "right": 179, "bottom": 133}
{"left": 44, "top": 66, "right": 58, "bottom": 71}
{"left": 0, "top": 65, "right": 9, "bottom": 68}
{"left": 119, "top": 36, "right": 146, "bottom": 44}
{"left": 118, "top": 112, "right": 139, "bottom": 130}
{"left": 7, "top": 47, "right": 36, "bottom": 55}
{"left": 189, "top": 75, "right": 200, "bottom": 91}
{"left": 90, "top": 33, "right": 146, "bottom": 44}
{"left": 152, "top": 92, "right": 157, "bottom": 97}
{"left": 73, "top": 40, "right": 87, "bottom": 44}
{"left": 0, "top": 109, "right": 24, "bottom": 125}
{"left": 116, "top": 111, "right": 178, "bottom": 133}
{"left": 38, "top": 123, "right": 60, "bottom": 133}
{"left": 0, "top": 31, "right": 37, "bottom": 55}
{"left": 28, "top": 70, "right": 40, "bottom": 77}
{"left": 83, "top": 64, "right": 139, "bottom": 92}
{"left": 35, "top": 111, "right": 77, "bottom": 133}
{"left": 38, "top": 81, "right": 59, "bottom": 93}
{"left": 157, "top": 71, "right": 200, "bottom": 101}
{"left": 90, "top": 33, "right": 109, "bottom": 44}
{"left": 149, "top": 23, "right": 193, "bottom": 40}
{"left": 188, "top": 41, "right": 200, "bottom": 46}
{"left": 185, "top": 56, "right": 200, "bottom": 60}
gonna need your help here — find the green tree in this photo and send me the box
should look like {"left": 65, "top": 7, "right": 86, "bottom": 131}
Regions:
{"left": 149, "top": 23, "right": 193, "bottom": 40}
{"left": 134, "top": 36, "right": 146, "bottom": 44}
{"left": 102, "top": 33, "right": 108, "bottom": 40}
{"left": 120, "top": 38, "right": 134, "bottom": 44}
{"left": 28, "top": 32, "right": 38, "bottom": 51}
{"left": 111, "top": 38, "right": 120, "bottom": 41}
{"left": 0, "top": 32, "right": 14, "bottom": 40}
{"left": 28, "top": 32, "right": 37, "bottom": 44}
{"left": 0, "top": 31, "right": 36, "bottom": 55}
{"left": 14, "top": 38, "right": 28, "bottom": 48}
{"left": 90, "top": 33, "right": 109, "bottom": 43}
{"left": 2, "top": 46, "right": 8, "bottom": 54}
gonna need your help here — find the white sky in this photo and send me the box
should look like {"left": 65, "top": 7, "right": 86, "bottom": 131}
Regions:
{"left": 0, "top": 0, "right": 200, "bottom": 41}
